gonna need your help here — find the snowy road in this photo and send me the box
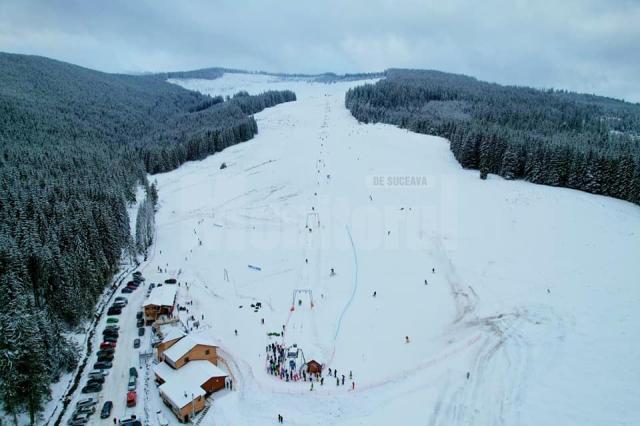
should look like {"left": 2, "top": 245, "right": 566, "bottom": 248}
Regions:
{"left": 127, "top": 74, "right": 640, "bottom": 425}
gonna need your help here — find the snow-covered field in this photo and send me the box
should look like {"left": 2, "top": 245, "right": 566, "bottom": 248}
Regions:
{"left": 110, "top": 73, "right": 640, "bottom": 425}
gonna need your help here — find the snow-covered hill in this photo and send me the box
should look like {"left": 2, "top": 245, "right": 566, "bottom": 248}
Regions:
{"left": 141, "top": 74, "right": 640, "bottom": 425}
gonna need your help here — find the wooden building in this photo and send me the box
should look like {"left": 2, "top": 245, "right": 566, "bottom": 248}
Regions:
{"left": 143, "top": 285, "right": 178, "bottom": 324}
{"left": 154, "top": 359, "right": 228, "bottom": 422}
{"left": 162, "top": 335, "right": 218, "bottom": 369}
{"left": 306, "top": 359, "right": 323, "bottom": 374}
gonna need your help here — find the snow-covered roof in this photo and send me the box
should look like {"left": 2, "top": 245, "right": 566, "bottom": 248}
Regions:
{"left": 163, "top": 334, "right": 217, "bottom": 364}
{"left": 155, "top": 360, "right": 227, "bottom": 409}
{"left": 144, "top": 285, "right": 177, "bottom": 307}
{"left": 161, "top": 327, "right": 185, "bottom": 344}
{"left": 159, "top": 380, "right": 205, "bottom": 409}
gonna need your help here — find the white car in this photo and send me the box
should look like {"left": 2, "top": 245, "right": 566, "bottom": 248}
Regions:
{"left": 156, "top": 410, "right": 169, "bottom": 426}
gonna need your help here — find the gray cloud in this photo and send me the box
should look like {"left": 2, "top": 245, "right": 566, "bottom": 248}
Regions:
{"left": 1, "top": 0, "right": 638, "bottom": 101}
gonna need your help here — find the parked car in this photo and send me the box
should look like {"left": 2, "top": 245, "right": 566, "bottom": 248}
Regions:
{"left": 100, "top": 342, "right": 116, "bottom": 350}
{"left": 136, "top": 318, "right": 144, "bottom": 328}
{"left": 106, "top": 317, "right": 119, "bottom": 324}
{"left": 107, "top": 307, "right": 121, "bottom": 315}
{"left": 76, "top": 398, "right": 97, "bottom": 408}
{"left": 105, "top": 325, "right": 120, "bottom": 330}
{"left": 129, "top": 367, "right": 138, "bottom": 377}
{"left": 103, "top": 335, "right": 118, "bottom": 343}
{"left": 133, "top": 338, "right": 140, "bottom": 348}
{"left": 127, "top": 376, "right": 137, "bottom": 391}
{"left": 97, "top": 348, "right": 115, "bottom": 355}
{"left": 81, "top": 383, "right": 102, "bottom": 393}
{"left": 100, "top": 401, "right": 113, "bottom": 419}
{"left": 89, "top": 369, "right": 108, "bottom": 377}
{"left": 136, "top": 311, "right": 143, "bottom": 319}
{"left": 88, "top": 373, "right": 106, "bottom": 381}
{"left": 156, "top": 410, "right": 170, "bottom": 426}
{"left": 126, "top": 391, "right": 137, "bottom": 407}
{"left": 69, "top": 413, "right": 91, "bottom": 424}
{"left": 113, "top": 301, "right": 126, "bottom": 308}
{"left": 121, "top": 287, "right": 133, "bottom": 294}
{"left": 103, "top": 328, "right": 119, "bottom": 335}
{"left": 97, "top": 354, "right": 114, "bottom": 362}
{"left": 133, "top": 271, "right": 142, "bottom": 277}
{"left": 149, "top": 283, "right": 155, "bottom": 289}
{"left": 94, "top": 361, "right": 112, "bottom": 370}
{"left": 114, "top": 296, "right": 128, "bottom": 303}
{"left": 86, "top": 375, "right": 104, "bottom": 384}
{"left": 137, "top": 327, "right": 145, "bottom": 336}
{"left": 75, "top": 405, "right": 96, "bottom": 415}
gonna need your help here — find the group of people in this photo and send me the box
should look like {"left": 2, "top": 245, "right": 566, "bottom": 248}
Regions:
{"left": 265, "top": 343, "right": 305, "bottom": 382}
{"left": 265, "top": 343, "right": 357, "bottom": 391}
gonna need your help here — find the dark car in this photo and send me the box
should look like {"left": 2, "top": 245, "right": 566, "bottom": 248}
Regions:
{"left": 136, "top": 311, "right": 143, "bottom": 320}
{"left": 133, "top": 338, "right": 140, "bottom": 349}
{"left": 103, "top": 331, "right": 119, "bottom": 339}
{"left": 112, "top": 301, "right": 126, "bottom": 308}
{"left": 94, "top": 361, "right": 112, "bottom": 369}
{"left": 97, "top": 349, "right": 115, "bottom": 357}
{"left": 137, "top": 327, "right": 145, "bottom": 336}
{"left": 100, "top": 401, "right": 113, "bottom": 419}
{"left": 121, "top": 287, "right": 133, "bottom": 294}
{"left": 103, "top": 335, "right": 118, "bottom": 343}
{"left": 81, "top": 383, "right": 102, "bottom": 393}
{"left": 97, "top": 354, "right": 114, "bottom": 362}
{"left": 129, "top": 367, "right": 138, "bottom": 378}
{"left": 107, "top": 307, "right": 121, "bottom": 315}
{"left": 136, "top": 318, "right": 144, "bottom": 328}
{"left": 87, "top": 375, "right": 105, "bottom": 384}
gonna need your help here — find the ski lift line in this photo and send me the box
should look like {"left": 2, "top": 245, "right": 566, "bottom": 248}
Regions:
{"left": 333, "top": 225, "right": 358, "bottom": 342}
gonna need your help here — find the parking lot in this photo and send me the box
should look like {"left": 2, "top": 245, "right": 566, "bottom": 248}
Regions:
{"left": 63, "top": 272, "right": 151, "bottom": 425}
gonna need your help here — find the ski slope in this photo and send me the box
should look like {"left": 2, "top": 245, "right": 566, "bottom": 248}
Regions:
{"left": 140, "top": 73, "right": 640, "bottom": 425}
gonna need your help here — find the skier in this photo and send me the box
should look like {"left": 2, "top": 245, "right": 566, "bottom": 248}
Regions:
{"left": 349, "top": 370, "right": 352, "bottom": 379}
{"left": 261, "top": 318, "right": 265, "bottom": 325}
{"left": 321, "top": 377, "right": 324, "bottom": 386}
{"left": 373, "top": 291, "right": 377, "bottom": 297}
{"left": 305, "top": 258, "right": 308, "bottom": 264}
{"left": 234, "top": 329, "right": 238, "bottom": 336}
{"left": 330, "top": 268, "right": 336, "bottom": 277}
{"left": 405, "top": 336, "right": 410, "bottom": 344}
{"left": 432, "top": 267, "right": 435, "bottom": 273}
{"left": 336, "top": 377, "right": 339, "bottom": 386}
{"left": 310, "top": 382, "right": 314, "bottom": 391}
{"left": 342, "top": 375, "right": 345, "bottom": 385}
{"left": 424, "top": 279, "right": 428, "bottom": 286}
{"left": 466, "top": 372, "right": 470, "bottom": 380}
{"left": 369, "top": 195, "right": 373, "bottom": 201}
{"left": 352, "top": 381, "right": 355, "bottom": 390}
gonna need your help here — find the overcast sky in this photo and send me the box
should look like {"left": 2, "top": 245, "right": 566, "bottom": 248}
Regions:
{"left": 1, "top": 0, "right": 638, "bottom": 101}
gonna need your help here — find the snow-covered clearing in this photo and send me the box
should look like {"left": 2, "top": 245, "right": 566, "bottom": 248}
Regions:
{"left": 132, "top": 74, "right": 640, "bottom": 425}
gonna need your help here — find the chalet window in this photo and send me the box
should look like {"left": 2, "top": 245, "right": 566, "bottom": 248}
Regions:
{"left": 205, "top": 349, "right": 210, "bottom": 355}
{"left": 185, "top": 357, "right": 189, "bottom": 363}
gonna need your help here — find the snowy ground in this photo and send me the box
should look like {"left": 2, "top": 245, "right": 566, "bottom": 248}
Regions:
{"left": 60, "top": 73, "right": 640, "bottom": 426}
